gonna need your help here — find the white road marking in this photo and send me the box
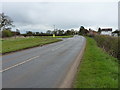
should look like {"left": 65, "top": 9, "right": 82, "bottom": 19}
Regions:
{"left": 1, "top": 44, "right": 65, "bottom": 72}
{"left": 1, "top": 37, "right": 77, "bottom": 72}
{"left": 0, "top": 56, "right": 39, "bottom": 72}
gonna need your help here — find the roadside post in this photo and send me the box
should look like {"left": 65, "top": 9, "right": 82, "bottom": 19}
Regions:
{"left": 53, "top": 34, "right": 55, "bottom": 37}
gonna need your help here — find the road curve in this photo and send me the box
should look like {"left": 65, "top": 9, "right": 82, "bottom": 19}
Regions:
{"left": 2, "top": 35, "right": 86, "bottom": 88}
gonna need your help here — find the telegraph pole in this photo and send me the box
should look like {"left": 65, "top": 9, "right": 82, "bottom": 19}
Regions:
{"left": 53, "top": 25, "right": 55, "bottom": 31}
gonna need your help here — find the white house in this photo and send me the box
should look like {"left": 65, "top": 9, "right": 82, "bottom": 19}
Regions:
{"left": 100, "top": 28, "right": 112, "bottom": 36}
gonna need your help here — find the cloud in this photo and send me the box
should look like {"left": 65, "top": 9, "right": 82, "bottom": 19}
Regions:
{"left": 2, "top": 2, "right": 118, "bottom": 33}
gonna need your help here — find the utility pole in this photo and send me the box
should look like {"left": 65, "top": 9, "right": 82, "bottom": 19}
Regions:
{"left": 53, "top": 25, "right": 55, "bottom": 31}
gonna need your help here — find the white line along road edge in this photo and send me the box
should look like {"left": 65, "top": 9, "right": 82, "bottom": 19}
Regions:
{"left": 0, "top": 56, "right": 39, "bottom": 72}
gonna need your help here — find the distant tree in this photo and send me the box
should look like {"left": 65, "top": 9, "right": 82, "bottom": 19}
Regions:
{"left": 16, "top": 29, "right": 20, "bottom": 35}
{"left": 71, "top": 29, "right": 75, "bottom": 35}
{"left": 2, "top": 29, "right": 13, "bottom": 37}
{"left": 98, "top": 27, "right": 101, "bottom": 33}
{"left": 52, "top": 30, "right": 57, "bottom": 35}
{"left": 46, "top": 30, "right": 52, "bottom": 35}
{"left": 79, "top": 26, "right": 88, "bottom": 35}
{"left": 57, "top": 29, "right": 64, "bottom": 36}
{"left": 26, "top": 31, "right": 33, "bottom": 36}
{"left": 65, "top": 30, "right": 72, "bottom": 35}
{"left": 74, "top": 30, "right": 78, "bottom": 35}
{"left": 78, "top": 26, "right": 85, "bottom": 35}
{"left": 35, "top": 32, "right": 40, "bottom": 36}
{"left": 62, "top": 30, "right": 65, "bottom": 35}
{"left": 112, "top": 30, "right": 120, "bottom": 36}
{"left": 40, "top": 32, "right": 44, "bottom": 36}
{"left": 89, "top": 28, "right": 91, "bottom": 30}
{"left": 0, "top": 13, "right": 14, "bottom": 31}
{"left": 80, "top": 26, "right": 85, "bottom": 30}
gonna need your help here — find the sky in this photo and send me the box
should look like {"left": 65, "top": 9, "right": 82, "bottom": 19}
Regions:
{"left": 1, "top": 0, "right": 119, "bottom": 33}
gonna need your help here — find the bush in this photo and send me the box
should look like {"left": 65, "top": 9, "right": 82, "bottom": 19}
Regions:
{"left": 94, "top": 35, "right": 120, "bottom": 60}
{"left": 2, "top": 30, "right": 13, "bottom": 37}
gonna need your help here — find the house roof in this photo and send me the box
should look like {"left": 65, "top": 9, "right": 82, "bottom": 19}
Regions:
{"left": 101, "top": 28, "right": 112, "bottom": 31}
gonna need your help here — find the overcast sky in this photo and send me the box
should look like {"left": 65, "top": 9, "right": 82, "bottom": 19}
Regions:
{"left": 1, "top": 1, "right": 119, "bottom": 33}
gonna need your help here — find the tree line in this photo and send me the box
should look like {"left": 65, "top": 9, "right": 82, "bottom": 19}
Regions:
{"left": 0, "top": 13, "right": 90, "bottom": 37}
{"left": 21, "top": 29, "right": 78, "bottom": 37}
{"left": 0, "top": 13, "right": 119, "bottom": 38}
{"left": 0, "top": 13, "right": 79, "bottom": 37}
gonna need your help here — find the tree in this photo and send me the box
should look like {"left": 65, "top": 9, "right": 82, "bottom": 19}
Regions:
{"left": 26, "top": 31, "right": 33, "bottom": 36}
{"left": 112, "top": 30, "right": 120, "bottom": 36}
{"left": 35, "top": 32, "right": 40, "bottom": 36}
{"left": 71, "top": 29, "right": 75, "bottom": 35}
{"left": 0, "top": 13, "right": 14, "bottom": 31}
{"left": 46, "top": 30, "right": 52, "bottom": 35}
{"left": 98, "top": 27, "right": 101, "bottom": 33}
{"left": 78, "top": 26, "right": 85, "bottom": 35}
{"left": 2, "top": 29, "right": 13, "bottom": 37}
{"left": 57, "top": 29, "right": 64, "bottom": 36}
{"left": 65, "top": 30, "right": 72, "bottom": 35}
{"left": 52, "top": 30, "right": 57, "bottom": 35}
{"left": 79, "top": 26, "right": 88, "bottom": 35}
{"left": 16, "top": 29, "right": 20, "bottom": 35}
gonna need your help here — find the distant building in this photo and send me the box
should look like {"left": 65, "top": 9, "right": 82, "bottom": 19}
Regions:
{"left": 88, "top": 29, "right": 98, "bottom": 36}
{"left": 100, "top": 28, "right": 112, "bottom": 36}
{"left": 89, "top": 30, "right": 98, "bottom": 35}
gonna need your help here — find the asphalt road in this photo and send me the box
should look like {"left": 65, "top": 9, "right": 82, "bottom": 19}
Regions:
{"left": 2, "top": 35, "right": 86, "bottom": 88}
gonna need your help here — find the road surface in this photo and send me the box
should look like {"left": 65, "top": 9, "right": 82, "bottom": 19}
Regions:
{"left": 2, "top": 35, "right": 86, "bottom": 88}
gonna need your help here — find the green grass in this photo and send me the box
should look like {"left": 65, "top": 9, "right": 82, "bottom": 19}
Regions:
{"left": 74, "top": 37, "right": 118, "bottom": 88}
{"left": 39, "top": 35, "right": 73, "bottom": 38}
{"left": 1, "top": 37, "right": 62, "bottom": 54}
{"left": 54, "top": 35, "right": 73, "bottom": 38}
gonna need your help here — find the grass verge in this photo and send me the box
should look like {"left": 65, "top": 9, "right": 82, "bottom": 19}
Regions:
{"left": 1, "top": 37, "right": 62, "bottom": 54}
{"left": 74, "top": 37, "right": 118, "bottom": 88}
{"left": 39, "top": 35, "right": 73, "bottom": 38}
{"left": 54, "top": 35, "right": 73, "bottom": 38}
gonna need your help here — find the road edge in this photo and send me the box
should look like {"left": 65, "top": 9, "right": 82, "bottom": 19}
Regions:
{"left": 59, "top": 36, "right": 86, "bottom": 88}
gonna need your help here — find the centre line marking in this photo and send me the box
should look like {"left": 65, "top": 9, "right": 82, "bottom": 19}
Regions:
{"left": 0, "top": 56, "right": 39, "bottom": 72}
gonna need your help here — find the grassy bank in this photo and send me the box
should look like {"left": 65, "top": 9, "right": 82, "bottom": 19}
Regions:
{"left": 74, "top": 37, "right": 118, "bottom": 88}
{"left": 38, "top": 35, "right": 73, "bottom": 38}
{"left": 1, "top": 37, "right": 62, "bottom": 54}
{"left": 54, "top": 35, "right": 73, "bottom": 38}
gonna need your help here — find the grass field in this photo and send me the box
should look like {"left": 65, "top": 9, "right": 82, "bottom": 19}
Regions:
{"left": 74, "top": 37, "right": 118, "bottom": 88}
{"left": 38, "top": 35, "right": 73, "bottom": 38}
{"left": 1, "top": 36, "right": 62, "bottom": 54}
{"left": 53, "top": 35, "right": 73, "bottom": 38}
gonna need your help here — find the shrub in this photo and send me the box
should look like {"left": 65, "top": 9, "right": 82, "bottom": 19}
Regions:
{"left": 94, "top": 35, "right": 120, "bottom": 60}
{"left": 2, "top": 30, "right": 13, "bottom": 37}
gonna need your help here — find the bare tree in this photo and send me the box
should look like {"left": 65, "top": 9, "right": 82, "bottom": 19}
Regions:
{"left": 0, "top": 13, "right": 14, "bottom": 31}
